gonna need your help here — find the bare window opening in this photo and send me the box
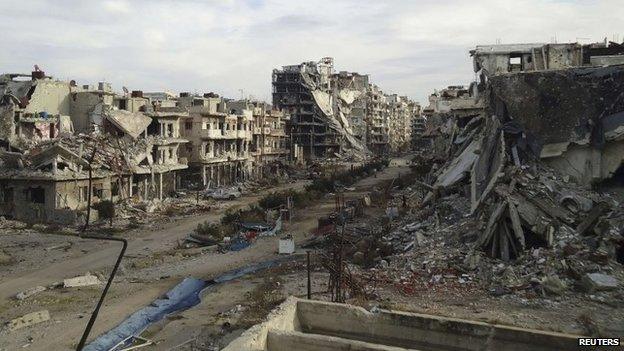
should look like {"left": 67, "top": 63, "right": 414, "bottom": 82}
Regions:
{"left": 2, "top": 187, "right": 14, "bottom": 204}
{"left": 78, "top": 186, "right": 88, "bottom": 202}
{"left": 118, "top": 99, "right": 127, "bottom": 111}
{"left": 92, "top": 186, "right": 103, "bottom": 199}
{"left": 30, "top": 187, "right": 45, "bottom": 204}
{"left": 111, "top": 182, "right": 119, "bottom": 197}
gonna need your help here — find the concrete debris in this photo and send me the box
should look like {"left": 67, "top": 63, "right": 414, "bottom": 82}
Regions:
{"left": 63, "top": 272, "right": 100, "bottom": 288}
{"left": 582, "top": 273, "right": 619, "bottom": 292}
{"left": 0, "top": 67, "right": 310, "bottom": 226}
{"left": 15, "top": 285, "right": 47, "bottom": 300}
{"left": 5, "top": 310, "right": 50, "bottom": 332}
{"left": 310, "top": 42, "right": 624, "bottom": 308}
{"left": 541, "top": 275, "right": 567, "bottom": 296}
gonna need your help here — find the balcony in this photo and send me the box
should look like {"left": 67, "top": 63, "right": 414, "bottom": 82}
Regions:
{"left": 237, "top": 130, "right": 253, "bottom": 139}
{"left": 200, "top": 129, "right": 237, "bottom": 139}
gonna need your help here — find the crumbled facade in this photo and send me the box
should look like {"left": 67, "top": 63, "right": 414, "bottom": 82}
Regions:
{"left": 468, "top": 40, "right": 624, "bottom": 186}
{"left": 470, "top": 40, "right": 624, "bottom": 80}
{"left": 178, "top": 94, "right": 254, "bottom": 187}
{"left": 228, "top": 99, "right": 291, "bottom": 178}
{"left": 0, "top": 70, "right": 193, "bottom": 223}
{"left": 0, "top": 71, "right": 74, "bottom": 149}
{"left": 273, "top": 58, "right": 417, "bottom": 159}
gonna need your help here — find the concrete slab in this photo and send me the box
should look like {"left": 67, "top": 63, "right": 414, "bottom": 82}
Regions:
{"left": 267, "top": 330, "right": 414, "bottom": 351}
{"left": 6, "top": 310, "right": 50, "bottom": 331}
{"left": 64, "top": 273, "right": 100, "bottom": 288}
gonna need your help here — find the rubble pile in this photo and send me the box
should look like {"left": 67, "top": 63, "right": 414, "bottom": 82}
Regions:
{"left": 342, "top": 165, "right": 622, "bottom": 306}
{"left": 336, "top": 68, "right": 624, "bottom": 304}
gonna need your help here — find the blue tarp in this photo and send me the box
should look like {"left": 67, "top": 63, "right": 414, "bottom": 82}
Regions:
{"left": 84, "top": 278, "right": 206, "bottom": 351}
{"left": 85, "top": 256, "right": 298, "bottom": 351}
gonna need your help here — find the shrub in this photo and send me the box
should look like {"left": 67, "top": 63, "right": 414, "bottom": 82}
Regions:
{"left": 195, "top": 221, "right": 224, "bottom": 240}
{"left": 259, "top": 192, "right": 289, "bottom": 210}
{"left": 93, "top": 200, "right": 115, "bottom": 219}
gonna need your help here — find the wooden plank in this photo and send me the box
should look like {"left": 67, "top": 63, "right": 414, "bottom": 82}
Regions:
{"left": 576, "top": 202, "right": 611, "bottom": 236}
{"left": 490, "top": 223, "right": 500, "bottom": 258}
{"left": 506, "top": 197, "right": 526, "bottom": 250}
{"left": 526, "top": 196, "right": 573, "bottom": 225}
{"left": 499, "top": 223, "right": 510, "bottom": 262}
{"left": 477, "top": 201, "right": 507, "bottom": 248}
{"left": 504, "top": 222, "right": 519, "bottom": 258}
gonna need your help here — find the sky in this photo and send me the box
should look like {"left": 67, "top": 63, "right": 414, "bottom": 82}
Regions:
{"left": 0, "top": 0, "right": 622, "bottom": 104}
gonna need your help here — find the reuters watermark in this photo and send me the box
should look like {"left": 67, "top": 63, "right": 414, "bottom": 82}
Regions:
{"left": 578, "top": 338, "right": 620, "bottom": 347}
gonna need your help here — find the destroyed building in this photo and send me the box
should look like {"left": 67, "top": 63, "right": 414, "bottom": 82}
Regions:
{"left": 387, "top": 94, "right": 418, "bottom": 152}
{"left": 178, "top": 93, "right": 254, "bottom": 187}
{"left": 470, "top": 40, "right": 624, "bottom": 79}
{"left": 273, "top": 58, "right": 416, "bottom": 159}
{"left": 228, "top": 99, "right": 291, "bottom": 178}
{"left": 470, "top": 41, "right": 624, "bottom": 186}
{"left": 411, "top": 113, "right": 427, "bottom": 149}
{"left": 0, "top": 136, "right": 133, "bottom": 224}
{"left": 416, "top": 40, "right": 624, "bottom": 265}
{"left": 0, "top": 70, "right": 74, "bottom": 149}
{"left": 418, "top": 85, "right": 485, "bottom": 156}
{"left": 366, "top": 84, "right": 389, "bottom": 155}
{"left": 0, "top": 69, "right": 192, "bottom": 223}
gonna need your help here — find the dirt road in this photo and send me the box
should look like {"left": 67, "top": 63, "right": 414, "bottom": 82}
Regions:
{"left": 0, "top": 157, "right": 412, "bottom": 350}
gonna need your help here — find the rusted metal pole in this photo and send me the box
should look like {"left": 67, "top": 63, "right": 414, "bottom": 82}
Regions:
{"left": 307, "top": 250, "right": 312, "bottom": 299}
{"left": 82, "top": 147, "right": 97, "bottom": 232}
{"left": 76, "top": 235, "right": 127, "bottom": 350}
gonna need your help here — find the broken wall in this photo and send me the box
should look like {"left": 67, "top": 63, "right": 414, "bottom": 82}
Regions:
{"left": 70, "top": 91, "right": 113, "bottom": 133}
{"left": 0, "top": 179, "right": 56, "bottom": 223}
{"left": 488, "top": 64, "right": 624, "bottom": 184}
{"left": 23, "top": 80, "right": 72, "bottom": 116}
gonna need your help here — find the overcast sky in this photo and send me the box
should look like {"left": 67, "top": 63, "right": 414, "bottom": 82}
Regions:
{"left": 0, "top": 0, "right": 622, "bottom": 104}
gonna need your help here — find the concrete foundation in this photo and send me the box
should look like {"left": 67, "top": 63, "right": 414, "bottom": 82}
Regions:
{"left": 223, "top": 297, "right": 583, "bottom": 351}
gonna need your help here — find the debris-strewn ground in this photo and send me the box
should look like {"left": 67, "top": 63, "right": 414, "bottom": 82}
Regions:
{"left": 0, "top": 159, "right": 404, "bottom": 350}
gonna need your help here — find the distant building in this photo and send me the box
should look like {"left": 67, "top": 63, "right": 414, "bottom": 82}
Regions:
{"left": 178, "top": 94, "right": 254, "bottom": 187}
{"left": 273, "top": 58, "right": 417, "bottom": 159}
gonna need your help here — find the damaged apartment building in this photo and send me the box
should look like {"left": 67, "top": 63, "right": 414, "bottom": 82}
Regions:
{"left": 177, "top": 93, "right": 255, "bottom": 187}
{"left": 411, "top": 38, "right": 624, "bottom": 264}
{"left": 227, "top": 99, "right": 291, "bottom": 178}
{"left": 272, "top": 57, "right": 417, "bottom": 160}
{"left": 178, "top": 95, "right": 293, "bottom": 187}
{"left": 0, "top": 69, "right": 188, "bottom": 224}
{"left": 469, "top": 40, "right": 624, "bottom": 185}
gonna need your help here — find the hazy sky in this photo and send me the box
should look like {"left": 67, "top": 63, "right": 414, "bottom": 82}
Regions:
{"left": 0, "top": 0, "right": 622, "bottom": 104}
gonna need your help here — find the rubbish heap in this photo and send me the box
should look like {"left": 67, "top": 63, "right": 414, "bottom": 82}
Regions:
{"left": 346, "top": 65, "right": 624, "bottom": 301}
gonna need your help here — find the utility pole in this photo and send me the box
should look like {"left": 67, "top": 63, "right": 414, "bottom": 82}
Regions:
{"left": 307, "top": 250, "right": 312, "bottom": 299}
{"left": 82, "top": 147, "right": 97, "bottom": 232}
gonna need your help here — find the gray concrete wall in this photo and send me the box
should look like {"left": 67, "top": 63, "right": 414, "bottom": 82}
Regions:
{"left": 224, "top": 297, "right": 583, "bottom": 351}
